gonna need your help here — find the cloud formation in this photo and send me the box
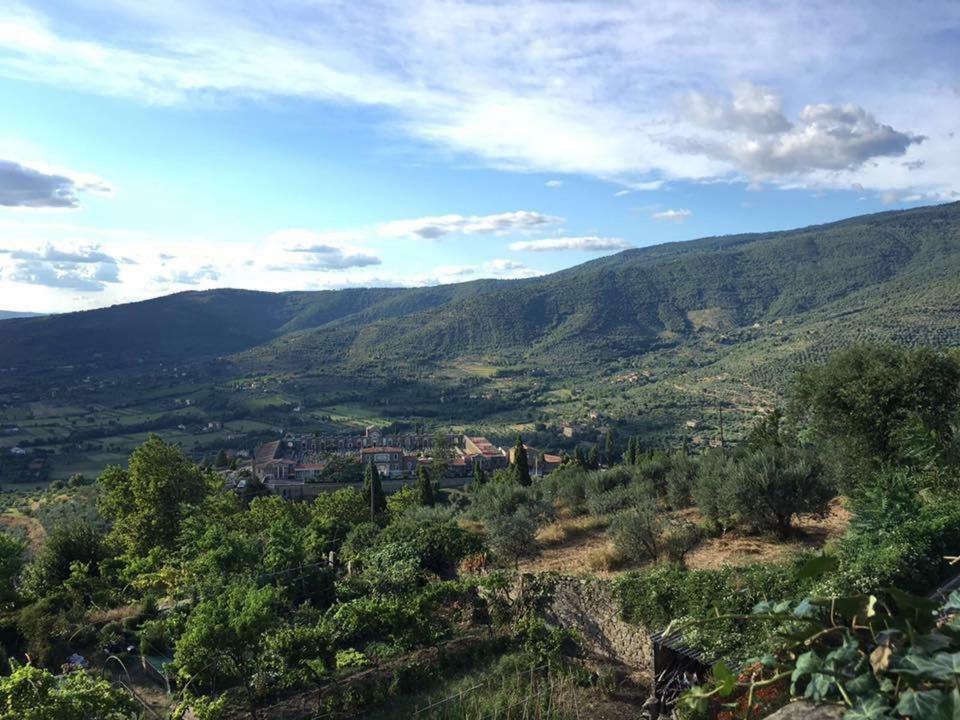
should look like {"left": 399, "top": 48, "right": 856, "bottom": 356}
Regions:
{"left": 0, "top": 159, "right": 111, "bottom": 208}
{"left": 509, "top": 236, "right": 631, "bottom": 252}
{"left": 2, "top": 2, "right": 950, "bottom": 195}
{"left": 681, "top": 93, "right": 924, "bottom": 176}
{"left": 3, "top": 244, "right": 122, "bottom": 291}
{"left": 652, "top": 209, "right": 692, "bottom": 223}
{"left": 266, "top": 229, "right": 381, "bottom": 271}
{"left": 377, "top": 211, "right": 559, "bottom": 240}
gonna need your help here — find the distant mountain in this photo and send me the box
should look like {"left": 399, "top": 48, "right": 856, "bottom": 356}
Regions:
{"left": 0, "top": 310, "right": 43, "bottom": 321}
{"left": 1, "top": 201, "right": 959, "bottom": 424}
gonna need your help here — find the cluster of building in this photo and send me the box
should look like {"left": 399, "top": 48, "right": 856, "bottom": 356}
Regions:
{"left": 252, "top": 427, "right": 517, "bottom": 495}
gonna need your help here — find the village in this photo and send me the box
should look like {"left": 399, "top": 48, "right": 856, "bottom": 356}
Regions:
{"left": 251, "top": 425, "right": 564, "bottom": 499}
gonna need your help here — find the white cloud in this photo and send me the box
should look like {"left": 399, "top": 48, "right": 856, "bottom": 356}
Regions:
{"left": 0, "top": 2, "right": 954, "bottom": 195}
{"left": 682, "top": 84, "right": 792, "bottom": 135}
{"left": 1, "top": 243, "right": 122, "bottom": 291}
{"left": 161, "top": 266, "right": 220, "bottom": 285}
{"left": 376, "top": 211, "right": 560, "bottom": 240}
{"left": 0, "top": 158, "right": 111, "bottom": 208}
{"left": 681, "top": 98, "right": 924, "bottom": 176}
{"left": 652, "top": 209, "right": 692, "bottom": 223}
{"left": 265, "top": 229, "right": 381, "bottom": 271}
{"left": 509, "top": 236, "right": 631, "bottom": 252}
{"left": 545, "top": 179, "right": 563, "bottom": 188}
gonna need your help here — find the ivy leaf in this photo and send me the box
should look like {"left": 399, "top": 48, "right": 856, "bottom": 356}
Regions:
{"left": 753, "top": 600, "right": 774, "bottom": 615}
{"left": 712, "top": 661, "right": 737, "bottom": 697}
{"left": 943, "top": 591, "right": 960, "bottom": 613}
{"left": 793, "top": 598, "right": 818, "bottom": 618}
{"left": 791, "top": 650, "right": 823, "bottom": 694}
{"left": 798, "top": 554, "right": 839, "bottom": 580}
{"left": 844, "top": 695, "right": 896, "bottom": 720}
{"left": 895, "top": 689, "right": 957, "bottom": 720}
{"left": 897, "top": 652, "right": 960, "bottom": 682}
{"left": 911, "top": 632, "right": 953, "bottom": 655}
{"left": 845, "top": 672, "right": 877, "bottom": 699}
{"left": 773, "top": 600, "right": 793, "bottom": 614}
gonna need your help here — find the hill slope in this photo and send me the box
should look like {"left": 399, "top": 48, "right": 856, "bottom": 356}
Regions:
{"left": 1, "top": 201, "right": 959, "bottom": 467}
{"left": 1, "top": 202, "right": 959, "bottom": 378}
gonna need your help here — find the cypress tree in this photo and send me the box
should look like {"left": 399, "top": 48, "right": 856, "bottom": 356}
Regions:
{"left": 588, "top": 444, "right": 599, "bottom": 470}
{"left": 605, "top": 430, "right": 615, "bottom": 466}
{"left": 472, "top": 462, "right": 487, "bottom": 487}
{"left": 575, "top": 445, "right": 587, "bottom": 468}
{"left": 513, "top": 434, "right": 532, "bottom": 486}
{"left": 363, "top": 462, "right": 387, "bottom": 518}
{"left": 625, "top": 437, "right": 637, "bottom": 465}
{"left": 415, "top": 464, "right": 435, "bottom": 506}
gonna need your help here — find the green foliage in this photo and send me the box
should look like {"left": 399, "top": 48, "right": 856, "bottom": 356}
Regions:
{"left": 20, "top": 520, "right": 104, "bottom": 600}
{"left": 790, "top": 345, "right": 960, "bottom": 484}
{"left": 607, "top": 496, "right": 662, "bottom": 563}
{"left": 615, "top": 558, "right": 812, "bottom": 659}
{"left": 685, "top": 590, "right": 960, "bottom": 720}
{"left": 362, "top": 462, "right": 387, "bottom": 518}
{"left": 512, "top": 434, "right": 532, "bottom": 486}
{"left": 734, "top": 445, "right": 833, "bottom": 535}
{"left": 415, "top": 464, "right": 435, "bottom": 507}
{"left": 0, "top": 662, "right": 138, "bottom": 719}
{"left": 174, "top": 580, "right": 281, "bottom": 704}
{"left": 485, "top": 507, "right": 539, "bottom": 568}
{"left": 0, "top": 534, "right": 23, "bottom": 604}
{"left": 387, "top": 485, "right": 421, "bottom": 516}
{"left": 98, "top": 435, "right": 211, "bottom": 554}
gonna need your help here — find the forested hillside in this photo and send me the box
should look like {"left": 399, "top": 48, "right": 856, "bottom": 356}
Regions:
{"left": 3, "top": 202, "right": 957, "bottom": 378}
{"left": 2, "top": 202, "right": 959, "bottom": 479}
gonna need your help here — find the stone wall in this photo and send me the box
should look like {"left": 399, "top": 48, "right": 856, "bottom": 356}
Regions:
{"left": 491, "top": 573, "right": 654, "bottom": 676}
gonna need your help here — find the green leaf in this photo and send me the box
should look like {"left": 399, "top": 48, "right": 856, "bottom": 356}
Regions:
{"left": 885, "top": 587, "right": 939, "bottom": 615}
{"left": 752, "top": 600, "right": 774, "bottom": 615}
{"left": 896, "top": 689, "right": 959, "bottom": 720}
{"left": 793, "top": 598, "right": 818, "bottom": 618}
{"left": 911, "top": 632, "right": 953, "bottom": 655}
{"left": 844, "top": 696, "right": 896, "bottom": 720}
{"left": 712, "top": 661, "right": 737, "bottom": 697}
{"left": 845, "top": 671, "right": 877, "bottom": 699}
{"left": 943, "top": 591, "right": 960, "bottom": 613}
{"left": 792, "top": 650, "right": 823, "bottom": 695}
{"left": 798, "top": 554, "right": 839, "bottom": 580}
{"left": 897, "top": 652, "right": 960, "bottom": 682}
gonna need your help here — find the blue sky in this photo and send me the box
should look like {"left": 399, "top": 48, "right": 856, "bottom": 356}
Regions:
{"left": 0, "top": 1, "right": 957, "bottom": 313}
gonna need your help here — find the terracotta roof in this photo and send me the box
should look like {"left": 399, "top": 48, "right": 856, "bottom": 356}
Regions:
{"left": 255, "top": 440, "right": 281, "bottom": 464}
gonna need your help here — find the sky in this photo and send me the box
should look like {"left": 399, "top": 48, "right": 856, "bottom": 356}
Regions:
{"left": 0, "top": 1, "right": 957, "bottom": 313}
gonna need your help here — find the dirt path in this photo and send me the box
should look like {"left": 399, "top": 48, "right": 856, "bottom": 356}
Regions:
{"left": 684, "top": 497, "right": 850, "bottom": 570}
{"left": 0, "top": 509, "right": 47, "bottom": 556}
{"left": 520, "top": 498, "right": 850, "bottom": 577}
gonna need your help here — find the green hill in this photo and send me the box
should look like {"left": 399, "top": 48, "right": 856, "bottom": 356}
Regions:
{"left": 1, "top": 201, "right": 959, "bottom": 477}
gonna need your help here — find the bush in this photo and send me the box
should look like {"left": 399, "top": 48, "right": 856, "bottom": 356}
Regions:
{"left": 607, "top": 500, "right": 662, "bottom": 563}
{"left": 691, "top": 451, "right": 740, "bottom": 532}
{"left": 660, "top": 520, "right": 702, "bottom": 564}
{"left": 665, "top": 453, "right": 696, "bottom": 509}
{"left": 586, "top": 482, "right": 651, "bottom": 516}
{"left": 340, "top": 522, "right": 381, "bottom": 563}
{"left": 485, "top": 506, "right": 538, "bottom": 568}
{"left": 377, "top": 506, "right": 482, "bottom": 574}
{"left": 734, "top": 445, "right": 833, "bottom": 535}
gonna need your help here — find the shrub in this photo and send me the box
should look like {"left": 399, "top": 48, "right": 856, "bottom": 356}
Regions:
{"left": 734, "top": 445, "right": 833, "bottom": 535}
{"left": 485, "top": 506, "right": 538, "bottom": 568}
{"left": 340, "top": 522, "right": 381, "bottom": 563}
{"left": 659, "top": 520, "right": 702, "bottom": 564}
{"left": 665, "top": 453, "right": 696, "bottom": 509}
{"left": 691, "top": 451, "right": 739, "bottom": 532}
{"left": 607, "top": 500, "right": 662, "bottom": 563}
{"left": 586, "top": 482, "right": 651, "bottom": 516}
